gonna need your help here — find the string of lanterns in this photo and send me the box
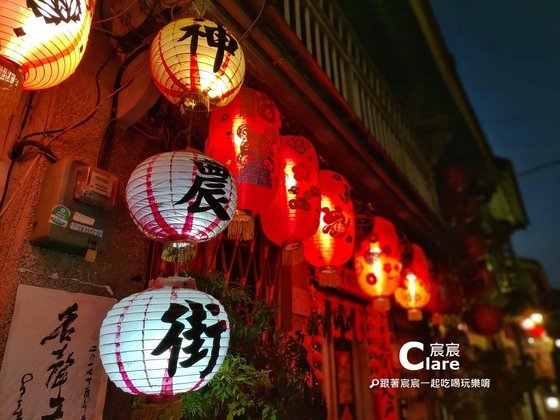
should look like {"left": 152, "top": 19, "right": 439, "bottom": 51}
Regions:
{"left": 96, "top": 11, "right": 495, "bottom": 405}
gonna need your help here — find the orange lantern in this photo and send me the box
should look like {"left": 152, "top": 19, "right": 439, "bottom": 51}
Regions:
{"left": 150, "top": 17, "right": 245, "bottom": 112}
{"left": 0, "top": 0, "right": 95, "bottom": 114}
{"left": 206, "top": 87, "right": 281, "bottom": 240}
{"left": 355, "top": 216, "right": 402, "bottom": 310}
{"left": 303, "top": 170, "right": 355, "bottom": 286}
{"left": 394, "top": 244, "right": 431, "bottom": 321}
{"left": 260, "top": 135, "right": 321, "bottom": 265}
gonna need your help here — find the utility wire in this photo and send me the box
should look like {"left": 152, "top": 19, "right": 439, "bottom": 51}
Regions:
{"left": 517, "top": 160, "right": 560, "bottom": 178}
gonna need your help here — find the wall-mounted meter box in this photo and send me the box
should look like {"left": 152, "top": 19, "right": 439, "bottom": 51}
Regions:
{"left": 30, "top": 159, "right": 118, "bottom": 260}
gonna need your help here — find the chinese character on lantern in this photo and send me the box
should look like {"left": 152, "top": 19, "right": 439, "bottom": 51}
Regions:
{"left": 150, "top": 18, "right": 245, "bottom": 112}
{"left": 99, "top": 287, "right": 230, "bottom": 396}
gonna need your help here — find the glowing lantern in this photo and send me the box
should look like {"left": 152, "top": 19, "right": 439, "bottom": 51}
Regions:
{"left": 303, "top": 170, "right": 355, "bottom": 286}
{"left": 206, "top": 87, "right": 281, "bottom": 240}
{"left": 394, "top": 244, "right": 431, "bottom": 321}
{"left": 126, "top": 151, "right": 237, "bottom": 261}
{"left": 354, "top": 216, "right": 402, "bottom": 310}
{"left": 260, "top": 135, "right": 321, "bottom": 265}
{"left": 0, "top": 0, "right": 95, "bottom": 114}
{"left": 99, "top": 286, "right": 229, "bottom": 395}
{"left": 150, "top": 17, "right": 245, "bottom": 112}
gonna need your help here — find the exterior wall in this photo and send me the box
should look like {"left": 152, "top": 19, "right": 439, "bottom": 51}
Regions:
{"left": 0, "top": 33, "right": 160, "bottom": 419}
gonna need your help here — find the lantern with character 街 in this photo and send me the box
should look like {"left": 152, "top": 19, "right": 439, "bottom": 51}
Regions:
{"left": 303, "top": 170, "right": 355, "bottom": 286}
{"left": 126, "top": 151, "right": 237, "bottom": 264}
{"left": 99, "top": 286, "right": 229, "bottom": 396}
{"left": 206, "top": 87, "right": 281, "bottom": 240}
{"left": 355, "top": 216, "right": 403, "bottom": 310}
{"left": 260, "top": 135, "right": 321, "bottom": 265}
{"left": 0, "top": 0, "right": 96, "bottom": 114}
{"left": 394, "top": 244, "right": 431, "bottom": 321}
{"left": 150, "top": 17, "right": 245, "bottom": 112}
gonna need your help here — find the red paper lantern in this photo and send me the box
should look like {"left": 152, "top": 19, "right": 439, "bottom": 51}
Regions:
{"left": 150, "top": 17, "right": 245, "bottom": 112}
{"left": 126, "top": 151, "right": 237, "bottom": 261}
{"left": 469, "top": 303, "right": 503, "bottom": 336}
{"left": 99, "top": 286, "right": 230, "bottom": 396}
{"left": 260, "top": 135, "right": 321, "bottom": 265}
{"left": 303, "top": 170, "right": 355, "bottom": 286}
{"left": 354, "top": 216, "right": 402, "bottom": 310}
{"left": 463, "top": 233, "right": 487, "bottom": 261}
{"left": 0, "top": 0, "right": 95, "bottom": 114}
{"left": 425, "top": 268, "right": 464, "bottom": 323}
{"left": 394, "top": 244, "right": 431, "bottom": 321}
{"left": 206, "top": 87, "right": 281, "bottom": 240}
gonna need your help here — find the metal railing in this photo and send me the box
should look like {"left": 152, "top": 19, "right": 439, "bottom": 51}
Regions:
{"left": 281, "top": 0, "right": 440, "bottom": 213}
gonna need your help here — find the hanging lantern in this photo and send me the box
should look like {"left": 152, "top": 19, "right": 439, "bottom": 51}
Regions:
{"left": 303, "top": 170, "right": 355, "bottom": 286}
{"left": 468, "top": 303, "right": 503, "bottom": 336}
{"left": 206, "top": 87, "right": 281, "bottom": 240}
{"left": 425, "top": 267, "right": 463, "bottom": 324}
{"left": 355, "top": 216, "right": 402, "bottom": 311}
{"left": 0, "top": 0, "right": 95, "bottom": 114}
{"left": 99, "top": 286, "right": 229, "bottom": 396}
{"left": 150, "top": 17, "right": 245, "bottom": 112}
{"left": 463, "top": 233, "right": 487, "bottom": 262}
{"left": 126, "top": 151, "right": 237, "bottom": 262}
{"left": 260, "top": 135, "right": 321, "bottom": 265}
{"left": 394, "top": 244, "right": 431, "bottom": 321}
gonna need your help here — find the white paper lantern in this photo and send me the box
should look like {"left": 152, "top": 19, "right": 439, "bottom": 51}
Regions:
{"left": 99, "top": 286, "right": 230, "bottom": 396}
{"left": 150, "top": 17, "right": 245, "bottom": 112}
{"left": 126, "top": 151, "right": 237, "bottom": 259}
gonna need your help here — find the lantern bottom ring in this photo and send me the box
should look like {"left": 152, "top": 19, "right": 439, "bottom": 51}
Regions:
{"left": 407, "top": 308, "right": 423, "bottom": 321}
{"left": 180, "top": 91, "right": 211, "bottom": 113}
{"left": 0, "top": 57, "right": 23, "bottom": 117}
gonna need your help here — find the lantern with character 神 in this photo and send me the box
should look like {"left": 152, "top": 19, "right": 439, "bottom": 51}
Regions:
{"left": 0, "top": 0, "right": 96, "bottom": 114}
{"left": 99, "top": 286, "right": 229, "bottom": 396}
{"left": 354, "top": 216, "right": 403, "bottom": 310}
{"left": 126, "top": 151, "right": 237, "bottom": 263}
{"left": 150, "top": 17, "right": 245, "bottom": 113}
{"left": 303, "top": 170, "right": 355, "bottom": 286}
{"left": 260, "top": 135, "right": 321, "bottom": 265}
{"left": 206, "top": 87, "right": 281, "bottom": 240}
{"left": 394, "top": 244, "right": 431, "bottom": 321}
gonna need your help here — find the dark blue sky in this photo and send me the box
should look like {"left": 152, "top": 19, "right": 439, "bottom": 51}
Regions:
{"left": 430, "top": 1, "right": 560, "bottom": 288}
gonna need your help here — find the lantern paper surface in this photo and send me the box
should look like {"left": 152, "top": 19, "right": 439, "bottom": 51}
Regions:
{"left": 0, "top": 0, "right": 95, "bottom": 90}
{"left": 355, "top": 216, "right": 402, "bottom": 299}
{"left": 99, "top": 287, "right": 230, "bottom": 396}
{"left": 126, "top": 151, "right": 237, "bottom": 243}
{"left": 150, "top": 17, "right": 245, "bottom": 111}
{"left": 303, "top": 170, "right": 355, "bottom": 269}
{"left": 260, "top": 135, "right": 321, "bottom": 247}
{"left": 206, "top": 87, "right": 281, "bottom": 216}
{"left": 394, "top": 244, "right": 431, "bottom": 311}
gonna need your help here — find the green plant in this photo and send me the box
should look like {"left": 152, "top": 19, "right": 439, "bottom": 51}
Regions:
{"left": 181, "top": 273, "right": 326, "bottom": 419}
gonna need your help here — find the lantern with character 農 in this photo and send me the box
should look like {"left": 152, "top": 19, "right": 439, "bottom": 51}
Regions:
{"left": 260, "top": 135, "right": 321, "bottom": 265}
{"left": 303, "top": 170, "right": 355, "bottom": 286}
{"left": 394, "top": 244, "right": 431, "bottom": 321}
{"left": 354, "top": 216, "right": 403, "bottom": 311}
{"left": 126, "top": 151, "right": 237, "bottom": 265}
{"left": 150, "top": 17, "right": 245, "bottom": 112}
{"left": 0, "top": 0, "right": 96, "bottom": 114}
{"left": 99, "top": 286, "right": 230, "bottom": 396}
{"left": 206, "top": 87, "right": 281, "bottom": 240}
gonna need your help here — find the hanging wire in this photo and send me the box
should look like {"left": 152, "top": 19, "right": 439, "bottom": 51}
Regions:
{"left": 93, "top": 0, "right": 140, "bottom": 24}
{"left": 238, "top": 0, "right": 267, "bottom": 42}
{"left": 517, "top": 160, "right": 560, "bottom": 178}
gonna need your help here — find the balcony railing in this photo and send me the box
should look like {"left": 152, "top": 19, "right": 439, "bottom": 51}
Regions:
{"left": 281, "top": 0, "right": 440, "bottom": 213}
